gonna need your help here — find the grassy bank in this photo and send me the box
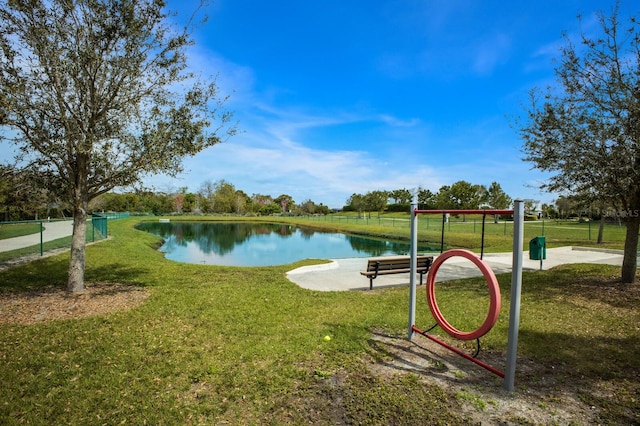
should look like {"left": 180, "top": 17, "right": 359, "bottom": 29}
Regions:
{"left": 289, "top": 213, "right": 627, "bottom": 251}
{"left": 0, "top": 222, "right": 42, "bottom": 240}
{"left": 0, "top": 217, "right": 638, "bottom": 424}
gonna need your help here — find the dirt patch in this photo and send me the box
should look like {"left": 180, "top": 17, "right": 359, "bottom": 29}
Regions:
{"left": 364, "top": 330, "right": 598, "bottom": 425}
{"left": 0, "top": 282, "right": 150, "bottom": 325}
{"left": 0, "top": 248, "right": 71, "bottom": 272}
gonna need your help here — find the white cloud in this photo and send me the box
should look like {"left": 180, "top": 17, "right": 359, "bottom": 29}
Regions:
{"left": 149, "top": 108, "right": 444, "bottom": 208}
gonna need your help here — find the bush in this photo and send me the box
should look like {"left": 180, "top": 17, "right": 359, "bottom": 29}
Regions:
{"left": 386, "top": 203, "right": 410, "bottom": 213}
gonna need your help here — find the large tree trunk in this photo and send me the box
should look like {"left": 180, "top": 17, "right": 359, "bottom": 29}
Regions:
{"left": 621, "top": 216, "right": 639, "bottom": 284}
{"left": 67, "top": 158, "right": 89, "bottom": 293}
{"left": 597, "top": 214, "right": 605, "bottom": 244}
{"left": 68, "top": 204, "right": 87, "bottom": 292}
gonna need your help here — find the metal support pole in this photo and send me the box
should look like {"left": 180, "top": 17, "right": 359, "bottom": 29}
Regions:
{"left": 480, "top": 213, "right": 486, "bottom": 259}
{"left": 504, "top": 200, "right": 524, "bottom": 391}
{"left": 39, "top": 220, "right": 43, "bottom": 256}
{"left": 408, "top": 195, "right": 418, "bottom": 341}
{"left": 440, "top": 213, "right": 445, "bottom": 253}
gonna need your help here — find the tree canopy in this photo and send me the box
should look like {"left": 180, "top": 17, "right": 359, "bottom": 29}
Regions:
{"left": 0, "top": 0, "right": 235, "bottom": 291}
{"left": 517, "top": 2, "right": 640, "bottom": 283}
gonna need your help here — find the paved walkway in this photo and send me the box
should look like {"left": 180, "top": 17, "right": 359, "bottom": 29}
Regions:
{"left": 0, "top": 220, "right": 74, "bottom": 252}
{"left": 286, "top": 247, "right": 625, "bottom": 291}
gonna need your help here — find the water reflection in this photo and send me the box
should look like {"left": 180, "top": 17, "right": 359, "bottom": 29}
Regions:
{"left": 136, "top": 221, "right": 437, "bottom": 266}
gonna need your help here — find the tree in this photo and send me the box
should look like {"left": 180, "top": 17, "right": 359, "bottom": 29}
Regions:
{"left": 555, "top": 196, "right": 574, "bottom": 219}
{"left": 0, "top": 165, "right": 9, "bottom": 218}
{"left": 174, "top": 193, "right": 185, "bottom": 214}
{"left": 211, "top": 180, "right": 237, "bottom": 213}
{"left": 435, "top": 185, "right": 455, "bottom": 209}
{"left": 516, "top": 2, "right": 639, "bottom": 283}
{"left": 483, "top": 182, "right": 512, "bottom": 223}
{"left": 437, "top": 181, "right": 484, "bottom": 212}
{"left": 417, "top": 187, "right": 437, "bottom": 210}
{"left": 389, "top": 188, "right": 412, "bottom": 204}
{"left": 274, "top": 194, "right": 294, "bottom": 213}
{"left": 198, "top": 180, "right": 216, "bottom": 213}
{"left": 524, "top": 200, "right": 538, "bottom": 213}
{"left": 346, "top": 193, "right": 365, "bottom": 217}
{"left": 540, "top": 203, "right": 557, "bottom": 219}
{"left": 183, "top": 192, "right": 196, "bottom": 213}
{"left": 298, "top": 199, "right": 317, "bottom": 215}
{"left": 485, "top": 182, "right": 512, "bottom": 210}
{"left": 250, "top": 193, "right": 274, "bottom": 215}
{"left": 0, "top": 164, "right": 59, "bottom": 220}
{"left": 234, "top": 190, "right": 249, "bottom": 215}
{"left": 364, "top": 190, "right": 388, "bottom": 217}
{"left": 0, "top": 1, "right": 235, "bottom": 291}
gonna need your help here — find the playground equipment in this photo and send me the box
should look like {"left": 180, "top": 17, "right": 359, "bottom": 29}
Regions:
{"left": 407, "top": 200, "right": 524, "bottom": 392}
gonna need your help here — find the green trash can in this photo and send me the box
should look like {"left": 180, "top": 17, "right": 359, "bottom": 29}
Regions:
{"left": 529, "top": 236, "right": 546, "bottom": 260}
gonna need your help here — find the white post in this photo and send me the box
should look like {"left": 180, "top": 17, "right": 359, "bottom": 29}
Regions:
{"left": 504, "top": 200, "right": 524, "bottom": 391}
{"left": 408, "top": 195, "right": 418, "bottom": 340}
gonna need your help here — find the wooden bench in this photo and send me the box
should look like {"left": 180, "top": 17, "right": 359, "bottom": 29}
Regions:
{"left": 360, "top": 255, "right": 434, "bottom": 290}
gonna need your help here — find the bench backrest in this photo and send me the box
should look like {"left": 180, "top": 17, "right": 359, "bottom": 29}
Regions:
{"left": 366, "top": 255, "right": 432, "bottom": 272}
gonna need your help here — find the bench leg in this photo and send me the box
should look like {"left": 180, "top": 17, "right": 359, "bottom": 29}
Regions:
{"left": 370, "top": 278, "right": 373, "bottom": 290}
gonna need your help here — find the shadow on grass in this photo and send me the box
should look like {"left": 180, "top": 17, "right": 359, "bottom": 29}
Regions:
{"left": 0, "top": 257, "right": 150, "bottom": 291}
{"left": 367, "top": 329, "right": 454, "bottom": 376}
{"left": 364, "top": 327, "right": 639, "bottom": 424}
{"left": 517, "top": 328, "right": 640, "bottom": 377}
{"left": 517, "top": 328, "right": 640, "bottom": 424}
{"left": 497, "top": 264, "right": 639, "bottom": 309}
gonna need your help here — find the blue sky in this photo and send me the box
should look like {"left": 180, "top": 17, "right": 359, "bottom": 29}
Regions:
{"left": 2, "top": 0, "right": 633, "bottom": 209}
{"left": 157, "top": 0, "right": 630, "bottom": 209}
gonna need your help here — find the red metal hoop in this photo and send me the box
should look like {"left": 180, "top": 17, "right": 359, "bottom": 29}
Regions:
{"left": 426, "top": 249, "right": 501, "bottom": 340}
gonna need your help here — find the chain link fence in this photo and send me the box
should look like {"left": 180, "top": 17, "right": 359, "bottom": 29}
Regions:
{"left": 0, "top": 212, "right": 129, "bottom": 263}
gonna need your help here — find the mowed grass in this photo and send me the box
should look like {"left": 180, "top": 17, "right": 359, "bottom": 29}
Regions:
{"left": 0, "top": 222, "right": 42, "bottom": 240}
{"left": 292, "top": 212, "right": 628, "bottom": 252}
{"left": 0, "top": 217, "right": 638, "bottom": 424}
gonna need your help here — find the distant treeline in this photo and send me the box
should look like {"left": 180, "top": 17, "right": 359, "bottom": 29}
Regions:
{"left": 2, "top": 170, "right": 588, "bottom": 221}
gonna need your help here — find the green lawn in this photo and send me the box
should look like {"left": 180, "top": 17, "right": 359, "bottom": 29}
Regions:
{"left": 0, "top": 217, "right": 638, "bottom": 424}
{"left": 0, "top": 222, "right": 42, "bottom": 240}
{"left": 289, "top": 213, "right": 627, "bottom": 252}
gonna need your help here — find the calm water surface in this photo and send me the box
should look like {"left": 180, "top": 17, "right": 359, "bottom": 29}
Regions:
{"left": 137, "top": 221, "right": 437, "bottom": 266}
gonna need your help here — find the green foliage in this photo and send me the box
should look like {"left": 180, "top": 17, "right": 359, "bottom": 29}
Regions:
{"left": 455, "top": 390, "right": 487, "bottom": 410}
{"left": 0, "top": 0, "right": 236, "bottom": 289}
{"left": 417, "top": 187, "right": 437, "bottom": 209}
{"left": 386, "top": 203, "right": 410, "bottom": 213}
{"left": 486, "top": 181, "right": 512, "bottom": 210}
{"left": 388, "top": 188, "right": 412, "bottom": 204}
{"left": 516, "top": 5, "right": 640, "bottom": 282}
{"left": 0, "top": 165, "right": 64, "bottom": 221}
{"left": 344, "top": 182, "right": 509, "bottom": 214}
{"left": 295, "top": 199, "right": 330, "bottom": 215}
{"left": 518, "top": 5, "right": 640, "bottom": 206}
{"left": 0, "top": 0, "right": 235, "bottom": 201}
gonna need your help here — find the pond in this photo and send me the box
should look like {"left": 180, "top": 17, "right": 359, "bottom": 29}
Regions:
{"left": 136, "top": 221, "right": 438, "bottom": 267}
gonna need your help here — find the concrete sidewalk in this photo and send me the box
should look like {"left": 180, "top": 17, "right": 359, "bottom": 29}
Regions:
{"left": 286, "top": 247, "right": 625, "bottom": 291}
{"left": 0, "top": 220, "right": 74, "bottom": 252}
